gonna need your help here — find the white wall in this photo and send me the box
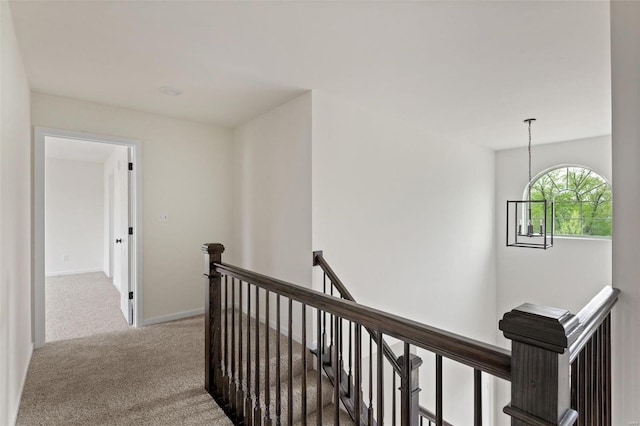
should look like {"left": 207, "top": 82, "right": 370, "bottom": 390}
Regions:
{"left": 611, "top": 2, "right": 640, "bottom": 423}
{"left": 232, "top": 93, "right": 312, "bottom": 339}
{"left": 31, "top": 93, "right": 234, "bottom": 322}
{"left": 231, "top": 93, "right": 312, "bottom": 285}
{"left": 494, "top": 135, "right": 612, "bottom": 424}
{"left": 311, "top": 92, "right": 496, "bottom": 425}
{"left": 0, "top": 3, "right": 32, "bottom": 425}
{"left": 45, "top": 158, "right": 104, "bottom": 275}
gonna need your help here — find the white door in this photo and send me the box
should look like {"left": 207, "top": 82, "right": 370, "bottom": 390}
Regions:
{"left": 112, "top": 147, "right": 132, "bottom": 324}
{"left": 119, "top": 147, "right": 133, "bottom": 324}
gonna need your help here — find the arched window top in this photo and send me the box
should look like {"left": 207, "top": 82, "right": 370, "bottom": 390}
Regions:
{"left": 527, "top": 166, "right": 612, "bottom": 238}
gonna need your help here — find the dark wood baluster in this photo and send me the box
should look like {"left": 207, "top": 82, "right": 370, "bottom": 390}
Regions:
{"left": 586, "top": 340, "right": 593, "bottom": 426}
{"left": 264, "top": 290, "right": 271, "bottom": 425}
{"left": 323, "top": 273, "right": 327, "bottom": 353}
{"left": 330, "top": 281, "right": 334, "bottom": 361}
{"left": 245, "top": 282, "right": 253, "bottom": 426}
{"left": 436, "top": 354, "right": 443, "bottom": 426}
{"left": 230, "top": 277, "right": 237, "bottom": 412}
{"left": 237, "top": 280, "right": 245, "bottom": 419}
{"left": 348, "top": 320, "right": 353, "bottom": 397}
{"left": 377, "top": 332, "right": 384, "bottom": 424}
{"left": 595, "top": 327, "right": 601, "bottom": 424}
{"left": 334, "top": 315, "right": 340, "bottom": 425}
{"left": 402, "top": 343, "right": 411, "bottom": 426}
{"left": 254, "top": 286, "right": 261, "bottom": 425}
{"left": 392, "top": 372, "right": 397, "bottom": 426}
{"left": 302, "top": 303, "right": 308, "bottom": 425}
{"left": 224, "top": 275, "right": 229, "bottom": 401}
{"left": 275, "top": 295, "right": 281, "bottom": 425}
{"left": 570, "top": 358, "right": 577, "bottom": 413}
{"left": 578, "top": 348, "right": 588, "bottom": 426}
{"left": 368, "top": 335, "right": 373, "bottom": 426}
{"left": 288, "top": 299, "right": 293, "bottom": 425}
{"left": 317, "top": 309, "right": 323, "bottom": 426}
{"left": 354, "top": 324, "right": 362, "bottom": 425}
{"left": 474, "top": 369, "right": 482, "bottom": 426}
{"left": 603, "top": 314, "right": 611, "bottom": 426}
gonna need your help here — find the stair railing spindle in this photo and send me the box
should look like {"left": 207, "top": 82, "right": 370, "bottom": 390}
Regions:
{"left": 377, "top": 331, "right": 384, "bottom": 424}
{"left": 237, "top": 280, "right": 245, "bottom": 419}
{"left": 474, "top": 369, "right": 481, "bottom": 426}
{"left": 254, "top": 285, "right": 261, "bottom": 425}
{"left": 230, "top": 277, "right": 237, "bottom": 412}
{"left": 288, "top": 299, "right": 293, "bottom": 425}
{"left": 275, "top": 295, "right": 281, "bottom": 425}
{"left": 436, "top": 354, "right": 443, "bottom": 426}
{"left": 334, "top": 315, "right": 340, "bottom": 425}
{"left": 317, "top": 308, "right": 323, "bottom": 426}
{"left": 245, "top": 281, "right": 253, "bottom": 426}
{"left": 224, "top": 275, "right": 229, "bottom": 401}
{"left": 264, "top": 290, "right": 271, "bottom": 425}
{"left": 302, "top": 303, "right": 308, "bottom": 424}
{"left": 369, "top": 335, "right": 374, "bottom": 426}
{"left": 355, "top": 323, "right": 362, "bottom": 425}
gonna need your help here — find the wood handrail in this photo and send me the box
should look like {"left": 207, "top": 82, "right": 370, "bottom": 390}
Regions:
{"left": 569, "top": 286, "right": 620, "bottom": 363}
{"left": 313, "top": 252, "right": 402, "bottom": 375}
{"left": 419, "top": 406, "right": 454, "bottom": 426}
{"left": 213, "top": 261, "right": 512, "bottom": 381}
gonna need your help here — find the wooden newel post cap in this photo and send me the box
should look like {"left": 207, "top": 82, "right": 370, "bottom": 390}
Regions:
{"left": 201, "top": 243, "right": 225, "bottom": 255}
{"left": 397, "top": 353, "right": 424, "bottom": 370}
{"left": 499, "top": 303, "right": 583, "bottom": 353}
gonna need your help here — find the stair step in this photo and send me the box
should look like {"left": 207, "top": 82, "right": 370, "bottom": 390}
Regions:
{"left": 222, "top": 313, "right": 311, "bottom": 388}
{"left": 219, "top": 311, "right": 357, "bottom": 425}
{"left": 295, "top": 403, "right": 356, "bottom": 426}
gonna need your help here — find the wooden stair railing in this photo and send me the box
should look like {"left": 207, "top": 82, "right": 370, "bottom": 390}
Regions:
{"left": 313, "top": 251, "right": 454, "bottom": 426}
{"left": 203, "top": 243, "right": 619, "bottom": 425}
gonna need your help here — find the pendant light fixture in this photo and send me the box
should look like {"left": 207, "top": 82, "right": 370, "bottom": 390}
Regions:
{"left": 506, "top": 118, "right": 554, "bottom": 249}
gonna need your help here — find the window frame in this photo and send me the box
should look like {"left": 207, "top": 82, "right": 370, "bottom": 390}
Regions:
{"left": 522, "top": 164, "right": 613, "bottom": 240}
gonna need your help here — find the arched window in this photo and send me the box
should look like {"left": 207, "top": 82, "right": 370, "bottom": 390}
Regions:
{"left": 528, "top": 166, "right": 612, "bottom": 237}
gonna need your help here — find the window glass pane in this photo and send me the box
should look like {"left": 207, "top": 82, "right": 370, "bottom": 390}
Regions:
{"left": 530, "top": 166, "right": 611, "bottom": 237}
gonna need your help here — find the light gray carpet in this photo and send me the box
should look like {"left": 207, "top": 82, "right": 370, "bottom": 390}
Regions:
{"left": 19, "top": 310, "right": 353, "bottom": 425}
{"left": 46, "top": 272, "right": 130, "bottom": 342}
{"left": 17, "top": 316, "right": 232, "bottom": 426}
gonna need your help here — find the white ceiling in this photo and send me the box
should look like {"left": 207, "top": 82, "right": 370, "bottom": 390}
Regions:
{"left": 10, "top": 1, "right": 611, "bottom": 149}
{"left": 45, "top": 137, "right": 116, "bottom": 163}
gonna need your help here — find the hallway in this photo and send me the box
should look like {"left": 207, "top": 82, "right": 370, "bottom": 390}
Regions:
{"left": 46, "top": 272, "right": 129, "bottom": 342}
{"left": 17, "top": 316, "right": 231, "bottom": 425}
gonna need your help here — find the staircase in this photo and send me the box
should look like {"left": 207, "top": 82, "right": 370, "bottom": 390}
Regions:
{"left": 203, "top": 243, "right": 619, "bottom": 426}
{"left": 220, "top": 311, "right": 354, "bottom": 425}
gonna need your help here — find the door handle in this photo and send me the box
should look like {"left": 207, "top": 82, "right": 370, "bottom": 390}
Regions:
{"left": 116, "top": 239, "right": 122, "bottom": 243}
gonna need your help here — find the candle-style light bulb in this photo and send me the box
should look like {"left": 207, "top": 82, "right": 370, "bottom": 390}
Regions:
{"left": 539, "top": 218, "right": 543, "bottom": 235}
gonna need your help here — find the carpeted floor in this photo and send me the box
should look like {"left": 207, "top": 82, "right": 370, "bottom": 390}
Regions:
{"left": 46, "top": 272, "right": 130, "bottom": 342}
{"left": 17, "top": 316, "right": 232, "bottom": 425}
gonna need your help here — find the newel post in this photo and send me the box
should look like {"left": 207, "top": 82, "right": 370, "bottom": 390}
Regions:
{"left": 202, "top": 243, "right": 225, "bottom": 398}
{"left": 398, "top": 353, "right": 423, "bottom": 426}
{"left": 499, "top": 303, "right": 582, "bottom": 426}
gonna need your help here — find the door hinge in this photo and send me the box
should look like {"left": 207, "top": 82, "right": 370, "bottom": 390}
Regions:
{"left": 128, "top": 162, "right": 133, "bottom": 171}
{"left": 129, "top": 291, "right": 133, "bottom": 300}
{"left": 128, "top": 227, "right": 133, "bottom": 235}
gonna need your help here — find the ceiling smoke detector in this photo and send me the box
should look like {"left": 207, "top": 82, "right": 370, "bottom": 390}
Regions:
{"left": 159, "top": 86, "right": 182, "bottom": 96}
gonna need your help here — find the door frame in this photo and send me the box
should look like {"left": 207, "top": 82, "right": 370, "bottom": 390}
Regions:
{"left": 34, "top": 126, "right": 143, "bottom": 348}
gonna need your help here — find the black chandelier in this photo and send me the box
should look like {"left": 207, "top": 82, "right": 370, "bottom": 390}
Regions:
{"left": 506, "top": 118, "right": 554, "bottom": 249}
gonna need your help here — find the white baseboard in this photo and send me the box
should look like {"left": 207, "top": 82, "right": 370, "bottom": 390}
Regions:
{"left": 143, "top": 308, "right": 205, "bottom": 326}
{"left": 45, "top": 268, "right": 104, "bottom": 277}
{"left": 9, "top": 342, "right": 33, "bottom": 426}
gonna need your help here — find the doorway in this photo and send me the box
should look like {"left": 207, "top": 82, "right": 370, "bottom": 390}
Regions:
{"left": 34, "top": 127, "right": 143, "bottom": 348}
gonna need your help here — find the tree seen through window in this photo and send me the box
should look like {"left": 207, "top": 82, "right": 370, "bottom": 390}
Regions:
{"left": 529, "top": 166, "right": 612, "bottom": 237}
